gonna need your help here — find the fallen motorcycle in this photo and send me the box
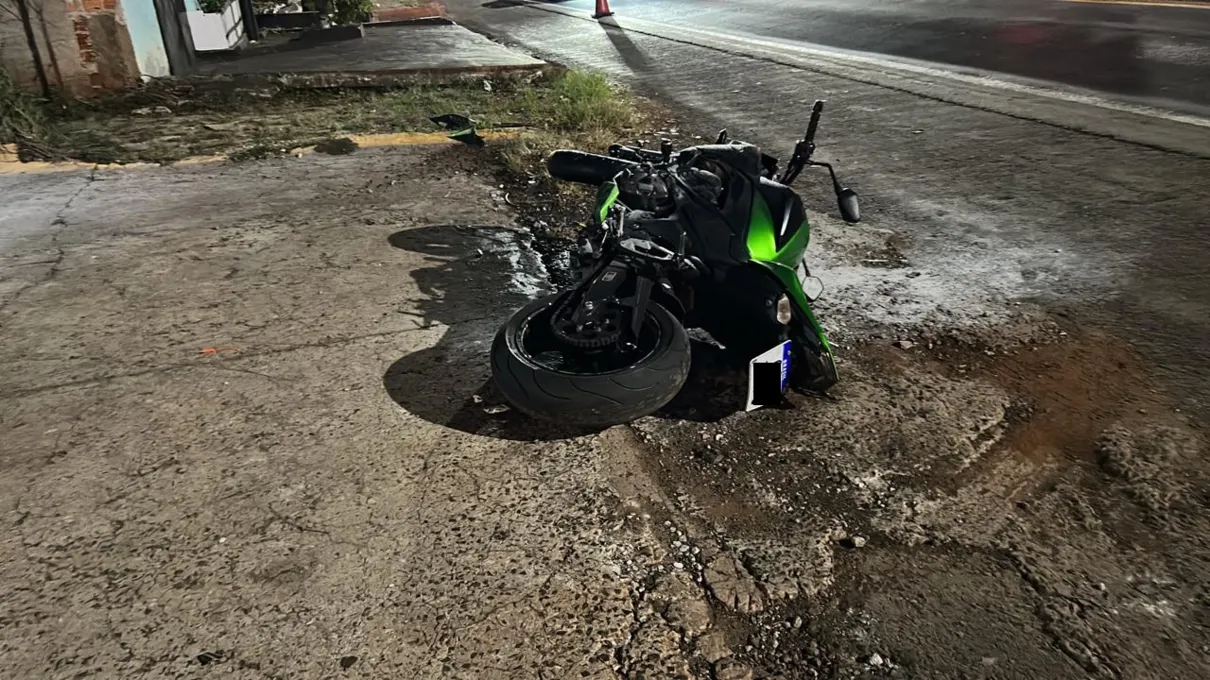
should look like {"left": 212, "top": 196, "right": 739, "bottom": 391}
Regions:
{"left": 491, "top": 100, "right": 861, "bottom": 427}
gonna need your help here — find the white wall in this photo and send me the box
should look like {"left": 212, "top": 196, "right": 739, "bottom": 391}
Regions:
{"left": 187, "top": 0, "right": 244, "bottom": 52}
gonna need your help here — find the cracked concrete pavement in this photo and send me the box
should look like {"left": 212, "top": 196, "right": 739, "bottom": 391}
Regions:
{"left": 0, "top": 147, "right": 721, "bottom": 678}
{"left": 4, "top": 142, "right": 1206, "bottom": 679}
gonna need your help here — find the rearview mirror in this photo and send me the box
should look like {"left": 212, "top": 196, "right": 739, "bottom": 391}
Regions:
{"left": 837, "top": 188, "right": 860, "bottom": 223}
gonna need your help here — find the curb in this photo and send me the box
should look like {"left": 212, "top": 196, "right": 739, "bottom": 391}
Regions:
{"left": 190, "top": 63, "right": 557, "bottom": 90}
{"left": 0, "top": 130, "right": 524, "bottom": 175}
{"left": 199, "top": 22, "right": 428, "bottom": 63}
{"left": 366, "top": 16, "right": 455, "bottom": 27}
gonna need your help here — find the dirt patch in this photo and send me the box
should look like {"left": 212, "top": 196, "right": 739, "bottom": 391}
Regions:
{"left": 838, "top": 232, "right": 911, "bottom": 270}
{"left": 606, "top": 321, "right": 1208, "bottom": 678}
{"left": 976, "top": 330, "right": 1178, "bottom": 462}
{"left": 372, "top": 0, "right": 446, "bottom": 21}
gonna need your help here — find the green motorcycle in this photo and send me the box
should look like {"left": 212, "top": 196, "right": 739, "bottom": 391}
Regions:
{"left": 491, "top": 101, "right": 861, "bottom": 427}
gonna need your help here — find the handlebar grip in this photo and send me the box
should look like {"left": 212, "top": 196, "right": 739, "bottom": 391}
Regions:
{"left": 805, "top": 100, "right": 825, "bottom": 143}
{"left": 547, "top": 150, "right": 638, "bottom": 186}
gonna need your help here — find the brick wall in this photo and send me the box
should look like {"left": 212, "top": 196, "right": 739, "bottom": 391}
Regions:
{"left": 0, "top": 0, "right": 140, "bottom": 97}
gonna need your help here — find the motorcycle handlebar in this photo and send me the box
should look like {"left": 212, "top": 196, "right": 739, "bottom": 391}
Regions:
{"left": 547, "top": 150, "right": 639, "bottom": 186}
{"left": 805, "top": 100, "right": 824, "bottom": 144}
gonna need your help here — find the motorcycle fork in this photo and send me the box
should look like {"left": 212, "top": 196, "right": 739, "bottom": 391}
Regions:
{"left": 568, "top": 255, "right": 660, "bottom": 343}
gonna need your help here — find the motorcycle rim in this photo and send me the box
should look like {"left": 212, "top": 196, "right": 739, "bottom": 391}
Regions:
{"left": 516, "top": 298, "right": 664, "bottom": 376}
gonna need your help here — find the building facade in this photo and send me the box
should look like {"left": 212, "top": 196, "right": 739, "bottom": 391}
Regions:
{"left": 0, "top": 0, "right": 196, "bottom": 97}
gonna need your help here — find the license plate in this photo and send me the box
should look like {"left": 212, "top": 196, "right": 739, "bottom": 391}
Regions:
{"left": 746, "top": 340, "right": 792, "bottom": 411}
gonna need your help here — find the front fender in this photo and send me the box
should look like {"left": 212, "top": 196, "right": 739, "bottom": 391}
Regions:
{"left": 751, "top": 260, "right": 832, "bottom": 355}
{"left": 652, "top": 283, "right": 687, "bottom": 320}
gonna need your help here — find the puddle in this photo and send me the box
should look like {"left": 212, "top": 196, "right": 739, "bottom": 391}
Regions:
{"left": 466, "top": 227, "right": 553, "bottom": 299}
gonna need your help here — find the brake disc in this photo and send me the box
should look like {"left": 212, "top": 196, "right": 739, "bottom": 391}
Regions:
{"left": 550, "top": 303, "right": 624, "bottom": 349}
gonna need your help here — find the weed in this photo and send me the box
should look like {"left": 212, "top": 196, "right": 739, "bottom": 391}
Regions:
{"left": 497, "top": 71, "right": 639, "bottom": 176}
{"left": 527, "top": 70, "right": 635, "bottom": 132}
{"left": 330, "top": 0, "right": 374, "bottom": 24}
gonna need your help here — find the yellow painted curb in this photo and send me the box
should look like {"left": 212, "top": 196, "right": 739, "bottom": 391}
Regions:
{"left": 349, "top": 130, "right": 522, "bottom": 147}
{"left": 0, "top": 130, "right": 524, "bottom": 175}
{"left": 0, "top": 144, "right": 94, "bottom": 174}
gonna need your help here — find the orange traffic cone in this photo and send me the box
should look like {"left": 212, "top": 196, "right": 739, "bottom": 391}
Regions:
{"left": 593, "top": 0, "right": 613, "bottom": 19}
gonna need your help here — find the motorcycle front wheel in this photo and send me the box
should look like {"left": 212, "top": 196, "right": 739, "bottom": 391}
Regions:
{"left": 491, "top": 293, "right": 690, "bottom": 428}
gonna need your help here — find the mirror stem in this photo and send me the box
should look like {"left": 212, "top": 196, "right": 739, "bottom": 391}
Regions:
{"left": 808, "top": 160, "right": 846, "bottom": 196}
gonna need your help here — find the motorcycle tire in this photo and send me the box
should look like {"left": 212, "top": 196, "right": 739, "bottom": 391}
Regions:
{"left": 491, "top": 294, "right": 691, "bottom": 428}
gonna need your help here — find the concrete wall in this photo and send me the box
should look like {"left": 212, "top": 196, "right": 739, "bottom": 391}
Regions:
{"left": 1, "top": 0, "right": 90, "bottom": 95}
{"left": 0, "top": 0, "right": 148, "bottom": 97}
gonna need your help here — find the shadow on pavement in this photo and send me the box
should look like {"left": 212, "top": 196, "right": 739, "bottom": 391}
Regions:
{"left": 599, "top": 18, "right": 654, "bottom": 73}
{"left": 382, "top": 225, "right": 596, "bottom": 441}
{"left": 656, "top": 340, "right": 750, "bottom": 423}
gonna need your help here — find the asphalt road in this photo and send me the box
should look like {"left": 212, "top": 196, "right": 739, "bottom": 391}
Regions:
{"left": 483, "top": 0, "right": 1210, "bottom": 114}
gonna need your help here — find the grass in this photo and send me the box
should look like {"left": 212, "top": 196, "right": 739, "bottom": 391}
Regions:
{"left": 33, "top": 69, "right": 643, "bottom": 165}
{"left": 531, "top": 70, "right": 635, "bottom": 131}
{"left": 497, "top": 70, "right": 639, "bottom": 175}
